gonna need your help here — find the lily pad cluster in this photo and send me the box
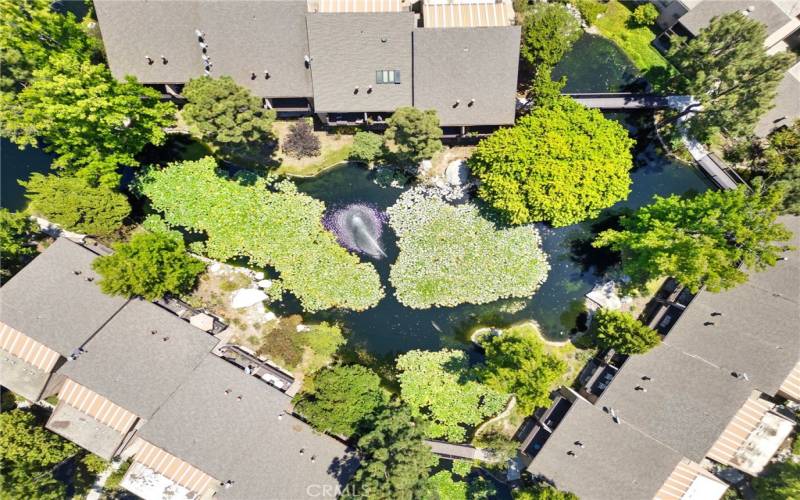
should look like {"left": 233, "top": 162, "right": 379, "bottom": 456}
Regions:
{"left": 137, "top": 157, "right": 383, "bottom": 312}
{"left": 387, "top": 188, "right": 550, "bottom": 308}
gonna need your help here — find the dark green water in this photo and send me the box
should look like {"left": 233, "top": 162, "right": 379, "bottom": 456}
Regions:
{"left": 552, "top": 33, "right": 643, "bottom": 93}
{"left": 1, "top": 138, "right": 54, "bottom": 211}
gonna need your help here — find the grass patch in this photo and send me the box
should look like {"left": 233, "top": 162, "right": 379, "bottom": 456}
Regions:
{"left": 276, "top": 143, "right": 352, "bottom": 177}
{"left": 594, "top": 0, "right": 676, "bottom": 90}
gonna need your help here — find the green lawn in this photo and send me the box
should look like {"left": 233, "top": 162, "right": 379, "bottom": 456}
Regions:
{"left": 594, "top": 0, "right": 676, "bottom": 90}
{"left": 275, "top": 144, "right": 352, "bottom": 177}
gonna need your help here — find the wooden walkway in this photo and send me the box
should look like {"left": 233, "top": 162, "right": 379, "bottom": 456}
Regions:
{"left": 424, "top": 440, "right": 501, "bottom": 463}
{"left": 565, "top": 93, "right": 682, "bottom": 110}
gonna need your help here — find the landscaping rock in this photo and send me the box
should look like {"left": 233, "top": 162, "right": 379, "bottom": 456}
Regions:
{"left": 264, "top": 312, "right": 277, "bottom": 322}
{"left": 253, "top": 271, "right": 265, "bottom": 280}
{"left": 257, "top": 279, "right": 273, "bottom": 289}
{"left": 445, "top": 160, "right": 469, "bottom": 186}
{"left": 296, "top": 324, "right": 311, "bottom": 332}
{"left": 231, "top": 288, "right": 268, "bottom": 309}
{"left": 189, "top": 313, "right": 215, "bottom": 332}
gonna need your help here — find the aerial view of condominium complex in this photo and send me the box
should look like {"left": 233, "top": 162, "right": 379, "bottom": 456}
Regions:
{"left": 1, "top": 0, "right": 798, "bottom": 499}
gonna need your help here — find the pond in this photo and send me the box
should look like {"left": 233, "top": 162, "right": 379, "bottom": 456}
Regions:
{"left": 284, "top": 112, "right": 710, "bottom": 357}
{"left": 552, "top": 33, "right": 644, "bottom": 93}
{"left": 1, "top": 138, "right": 54, "bottom": 211}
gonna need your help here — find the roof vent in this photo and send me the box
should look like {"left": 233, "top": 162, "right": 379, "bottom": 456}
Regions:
{"left": 468, "top": 98, "right": 475, "bottom": 107}
{"left": 566, "top": 450, "right": 576, "bottom": 456}
{"left": 310, "top": 455, "right": 316, "bottom": 463}
{"left": 732, "top": 372, "right": 750, "bottom": 381}
{"left": 222, "top": 480, "right": 234, "bottom": 489}
{"left": 150, "top": 330, "right": 158, "bottom": 335}
{"left": 69, "top": 347, "right": 86, "bottom": 361}
{"left": 236, "top": 395, "right": 243, "bottom": 401}
{"left": 85, "top": 276, "right": 94, "bottom": 282}
{"left": 145, "top": 55, "right": 153, "bottom": 65}
{"left": 710, "top": 311, "right": 722, "bottom": 317}
{"left": 299, "top": 448, "right": 304, "bottom": 455}
{"left": 73, "top": 270, "right": 82, "bottom": 275}
{"left": 162, "top": 336, "right": 169, "bottom": 342}
{"left": 278, "top": 413, "right": 283, "bottom": 420}
{"left": 641, "top": 375, "right": 651, "bottom": 381}
{"left": 251, "top": 72, "right": 257, "bottom": 80}
{"left": 367, "top": 85, "right": 373, "bottom": 94}
{"left": 264, "top": 70, "right": 270, "bottom": 79}
{"left": 453, "top": 100, "right": 460, "bottom": 108}
{"left": 574, "top": 441, "right": 584, "bottom": 448}
{"left": 195, "top": 29, "right": 204, "bottom": 38}
{"left": 354, "top": 86, "right": 359, "bottom": 94}
{"left": 161, "top": 55, "right": 168, "bottom": 64}
{"left": 224, "top": 389, "right": 231, "bottom": 395}
{"left": 634, "top": 385, "right": 647, "bottom": 392}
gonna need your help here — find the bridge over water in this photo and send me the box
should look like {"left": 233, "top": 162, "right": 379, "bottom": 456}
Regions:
{"left": 565, "top": 92, "right": 684, "bottom": 110}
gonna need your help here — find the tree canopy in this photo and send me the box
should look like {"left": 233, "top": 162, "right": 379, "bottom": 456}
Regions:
{"left": 513, "top": 484, "right": 578, "bottom": 500}
{"left": 593, "top": 186, "right": 792, "bottom": 293}
{"left": 182, "top": 76, "right": 276, "bottom": 149}
{"left": 396, "top": 349, "right": 508, "bottom": 442}
{"left": 590, "top": 308, "right": 660, "bottom": 355}
{"left": 2, "top": 53, "right": 175, "bottom": 188}
{"left": 479, "top": 325, "right": 567, "bottom": 414}
{"left": 387, "top": 190, "right": 549, "bottom": 308}
{"left": 22, "top": 173, "right": 130, "bottom": 236}
{"left": 470, "top": 96, "right": 634, "bottom": 226}
{"left": 385, "top": 107, "right": 442, "bottom": 164}
{"left": 631, "top": 4, "right": 659, "bottom": 26}
{"left": 731, "top": 121, "right": 800, "bottom": 215}
{"left": 0, "top": 0, "right": 99, "bottom": 91}
{"left": 92, "top": 232, "right": 205, "bottom": 300}
{"left": 520, "top": 3, "right": 581, "bottom": 68}
{"left": 293, "top": 365, "right": 386, "bottom": 437}
{"left": 350, "top": 131, "right": 384, "bottom": 164}
{"left": 0, "top": 209, "right": 37, "bottom": 283}
{"left": 665, "top": 12, "right": 794, "bottom": 141}
{"left": 0, "top": 409, "right": 79, "bottom": 500}
{"left": 752, "top": 461, "right": 800, "bottom": 500}
{"left": 136, "top": 157, "right": 383, "bottom": 311}
{"left": 343, "top": 404, "right": 438, "bottom": 500}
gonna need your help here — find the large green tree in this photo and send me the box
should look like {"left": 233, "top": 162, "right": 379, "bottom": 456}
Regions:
{"left": 0, "top": 209, "right": 37, "bottom": 282}
{"left": 1, "top": 53, "right": 175, "bottom": 187}
{"left": 520, "top": 3, "right": 581, "bottom": 68}
{"left": 344, "top": 404, "right": 438, "bottom": 500}
{"left": 396, "top": 349, "right": 507, "bottom": 442}
{"left": 385, "top": 107, "right": 442, "bottom": 164}
{"left": 513, "top": 484, "right": 578, "bottom": 500}
{"left": 0, "top": 0, "right": 99, "bottom": 91}
{"left": 665, "top": 12, "right": 794, "bottom": 141}
{"left": 387, "top": 189, "right": 549, "bottom": 308}
{"left": 479, "top": 325, "right": 567, "bottom": 415}
{"left": 136, "top": 157, "right": 383, "bottom": 311}
{"left": 293, "top": 365, "right": 386, "bottom": 437}
{"left": 0, "top": 409, "right": 79, "bottom": 500}
{"left": 470, "top": 96, "right": 634, "bottom": 226}
{"left": 752, "top": 461, "right": 800, "bottom": 500}
{"left": 591, "top": 308, "right": 660, "bottom": 355}
{"left": 593, "top": 186, "right": 792, "bottom": 292}
{"left": 92, "top": 232, "right": 205, "bottom": 300}
{"left": 736, "top": 121, "right": 800, "bottom": 215}
{"left": 22, "top": 173, "right": 130, "bottom": 236}
{"left": 182, "top": 76, "right": 276, "bottom": 149}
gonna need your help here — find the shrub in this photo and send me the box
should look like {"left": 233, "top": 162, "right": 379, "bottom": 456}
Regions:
{"left": 470, "top": 96, "right": 634, "bottom": 226}
{"left": 591, "top": 309, "right": 660, "bottom": 355}
{"left": 385, "top": 107, "right": 442, "bottom": 163}
{"left": 137, "top": 157, "right": 383, "bottom": 311}
{"left": 294, "top": 365, "right": 386, "bottom": 437}
{"left": 349, "top": 131, "right": 384, "bottom": 164}
{"left": 182, "top": 76, "right": 275, "bottom": 147}
{"left": 631, "top": 3, "right": 659, "bottom": 26}
{"left": 388, "top": 189, "right": 549, "bottom": 308}
{"left": 22, "top": 173, "right": 130, "bottom": 236}
{"left": 752, "top": 461, "right": 800, "bottom": 500}
{"left": 571, "top": 0, "right": 606, "bottom": 25}
{"left": 282, "top": 120, "right": 321, "bottom": 158}
{"left": 93, "top": 232, "right": 206, "bottom": 300}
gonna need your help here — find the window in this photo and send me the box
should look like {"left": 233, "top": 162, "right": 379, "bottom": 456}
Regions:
{"left": 376, "top": 70, "right": 401, "bottom": 84}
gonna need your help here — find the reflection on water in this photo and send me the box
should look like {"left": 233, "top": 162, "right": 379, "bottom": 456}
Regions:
{"left": 552, "top": 33, "right": 643, "bottom": 93}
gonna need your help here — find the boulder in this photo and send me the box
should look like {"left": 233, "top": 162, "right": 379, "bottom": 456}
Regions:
{"left": 445, "top": 160, "right": 469, "bottom": 186}
{"left": 189, "top": 313, "right": 215, "bottom": 332}
{"left": 257, "top": 279, "right": 273, "bottom": 289}
{"left": 231, "top": 288, "right": 268, "bottom": 309}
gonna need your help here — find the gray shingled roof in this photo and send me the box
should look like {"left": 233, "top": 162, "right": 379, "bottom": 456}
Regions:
{"left": 596, "top": 343, "right": 754, "bottom": 462}
{"left": 58, "top": 299, "right": 217, "bottom": 419}
{"left": 94, "top": 0, "right": 313, "bottom": 98}
{"left": 679, "top": 0, "right": 792, "bottom": 36}
{"left": 138, "top": 355, "right": 356, "bottom": 499}
{"left": 663, "top": 215, "right": 800, "bottom": 396}
{"left": 413, "top": 27, "right": 520, "bottom": 126}
{"left": 0, "top": 238, "right": 127, "bottom": 357}
{"left": 306, "top": 13, "right": 415, "bottom": 112}
{"left": 527, "top": 397, "right": 682, "bottom": 500}
{"left": 755, "top": 67, "right": 800, "bottom": 137}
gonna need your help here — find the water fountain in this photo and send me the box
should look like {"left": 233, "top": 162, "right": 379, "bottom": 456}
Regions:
{"left": 323, "top": 203, "right": 388, "bottom": 259}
